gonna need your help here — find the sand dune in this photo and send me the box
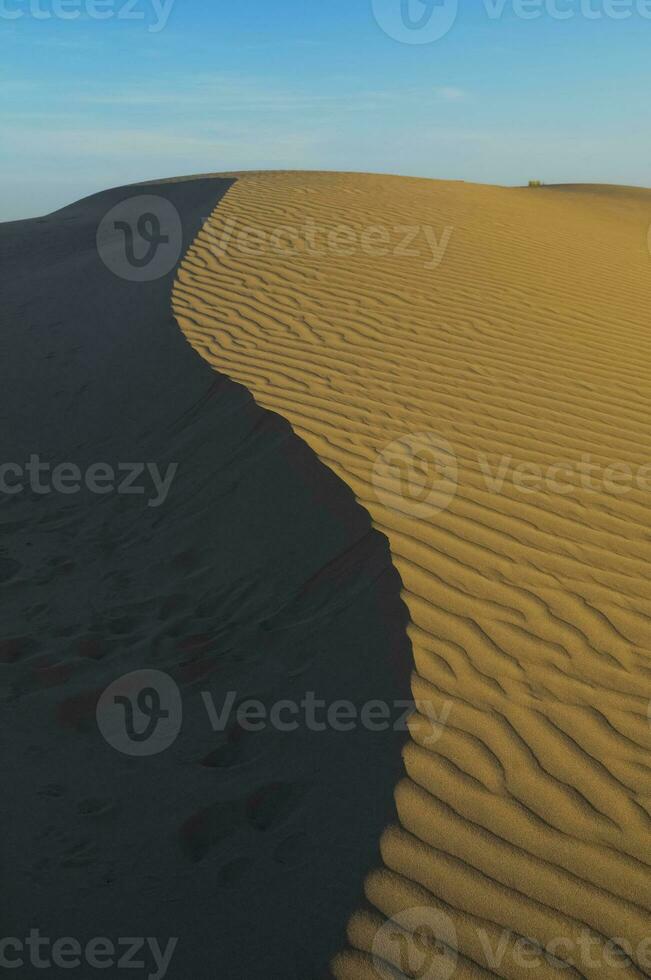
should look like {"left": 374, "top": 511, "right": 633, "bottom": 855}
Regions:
{"left": 173, "top": 172, "right": 651, "bottom": 977}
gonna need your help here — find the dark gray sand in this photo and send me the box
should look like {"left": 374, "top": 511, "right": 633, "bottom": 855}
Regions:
{"left": 0, "top": 178, "right": 412, "bottom": 978}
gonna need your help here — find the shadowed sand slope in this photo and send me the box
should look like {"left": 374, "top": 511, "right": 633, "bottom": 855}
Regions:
{"left": 1, "top": 178, "right": 412, "bottom": 978}
{"left": 173, "top": 172, "right": 651, "bottom": 978}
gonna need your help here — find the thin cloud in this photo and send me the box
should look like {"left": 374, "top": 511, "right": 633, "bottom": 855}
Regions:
{"left": 66, "top": 75, "right": 473, "bottom": 120}
{"left": 435, "top": 87, "right": 467, "bottom": 102}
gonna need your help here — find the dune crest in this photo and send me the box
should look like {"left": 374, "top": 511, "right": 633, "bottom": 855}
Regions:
{"left": 173, "top": 172, "right": 651, "bottom": 977}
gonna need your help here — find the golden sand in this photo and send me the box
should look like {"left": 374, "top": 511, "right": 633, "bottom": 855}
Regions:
{"left": 173, "top": 172, "right": 651, "bottom": 977}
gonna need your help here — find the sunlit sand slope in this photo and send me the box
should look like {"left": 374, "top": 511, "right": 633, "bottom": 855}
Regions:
{"left": 173, "top": 172, "right": 651, "bottom": 978}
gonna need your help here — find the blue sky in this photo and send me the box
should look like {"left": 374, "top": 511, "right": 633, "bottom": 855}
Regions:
{"left": 2, "top": 0, "right": 650, "bottom": 219}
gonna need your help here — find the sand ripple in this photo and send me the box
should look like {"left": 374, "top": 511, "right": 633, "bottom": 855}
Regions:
{"left": 173, "top": 172, "right": 651, "bottom": 978}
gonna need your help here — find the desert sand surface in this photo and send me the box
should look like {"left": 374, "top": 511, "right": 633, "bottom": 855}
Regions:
{"left": 174, "top": 172, "right": 651, "bottom": 977}
{"left": 1, "top": 178, "right": 411, "bottom": 978}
